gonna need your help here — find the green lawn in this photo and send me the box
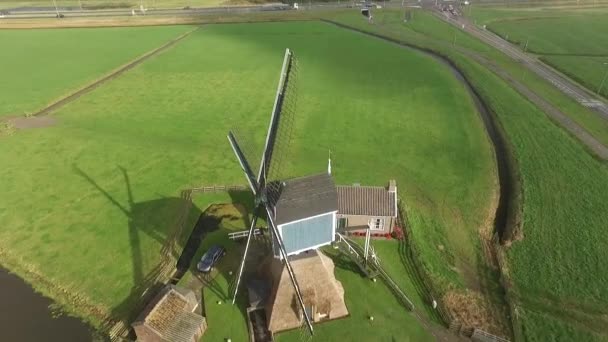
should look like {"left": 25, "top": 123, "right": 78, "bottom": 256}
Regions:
{"left": 277, "top": 247, "right": 433, "bottom": 342}
{"left": 327, "top": 9, "right": 608, "bottom": 340}
{"left": 0, "top": 20, "right": 494, "bottom": 333}
{"left": 0, "top": 25, "right": 192, "bottom": 118}
{"left": 180, "top": 199, "right": 433, "bottom": 342}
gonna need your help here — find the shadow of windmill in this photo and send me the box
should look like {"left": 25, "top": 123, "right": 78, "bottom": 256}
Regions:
{"left": 73, "top": 165, "right": 203, "bottom": 338}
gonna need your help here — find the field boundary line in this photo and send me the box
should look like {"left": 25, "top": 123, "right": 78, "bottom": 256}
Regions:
{"left": 30, "top": 26, "right": 199, "bottom": 117}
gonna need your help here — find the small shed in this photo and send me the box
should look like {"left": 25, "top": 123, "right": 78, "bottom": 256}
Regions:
{"left": 132, "top": 284, "right": 207, "bottom": 342}
{"left": 336, "top": 180, "right": 398, "bottom": 235}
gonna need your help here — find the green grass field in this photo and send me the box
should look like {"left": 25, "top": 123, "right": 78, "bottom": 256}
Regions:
{"left": 480, "top": 9, "right": 608, "bottom": 98}
{"left": 461, "top": 56, "right": 608, "bottom": 342}
{"left": 0, "top": 25, "right": 192, "bottom": 117}
{"left": 0, "top": 19, "right": 495, "bottom": 335}
{"left": 541, "top": 55, "right": 608, "bottom": 97}
{"left": 490, "top": 15, "right": 608, "bottom": 55}
{"left": 468, "top": 4, "right": 608, "bottom": 25}
{"left": 337, "top": 9, "right": 608, "bottom": 149}
{"left": 327, "top": 9, "right": 608, "bottom": 340}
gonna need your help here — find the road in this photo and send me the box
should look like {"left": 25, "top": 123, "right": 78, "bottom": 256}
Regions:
{"left": 0, "top": 4, "right": 298, "bottom": 19}
{"left": 432, "top": 8, "right": 608, "bottom": 121}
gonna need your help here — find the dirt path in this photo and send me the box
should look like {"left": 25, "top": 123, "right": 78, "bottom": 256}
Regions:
{"left": 30, "top": 27, "right": 198, "bottom": 117}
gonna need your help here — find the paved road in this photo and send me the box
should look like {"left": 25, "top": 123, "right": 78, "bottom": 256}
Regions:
{"left": 432, "top": 9, "right": 608, "bottom": 121}
{"left": 0, "top": 4, "right": 297, "bottom": 19}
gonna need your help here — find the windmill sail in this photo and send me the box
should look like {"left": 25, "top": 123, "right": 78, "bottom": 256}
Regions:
{"left": 258, "top": 48, "right": 295, "bottom": 187}
{"left": 227, "top": 132, "right": 259, "bottom": 195}
{"left": 228, "top": 49, "right": 313, "bottom": 335}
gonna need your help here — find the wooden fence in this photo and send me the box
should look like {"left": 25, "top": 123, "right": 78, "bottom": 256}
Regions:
{"left": 189, "top": 184, "right": 248, "bottom": 194}
{"left": 493, "top": 233, "right": 523, "bottom": 341}
{"left": 398, "top": 201, "right": 510, "bottom": 342}
{"left": 397, "top": 200, "right": 454, "bottom": 326}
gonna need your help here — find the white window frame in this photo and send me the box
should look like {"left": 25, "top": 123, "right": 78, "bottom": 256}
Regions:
{"left": 369, "top": 217, "right": 384, "bottom": 231}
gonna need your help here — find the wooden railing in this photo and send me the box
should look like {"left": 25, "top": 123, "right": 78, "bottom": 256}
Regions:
{"left": 189, "top": 184, "right": 248, "bottom": 194}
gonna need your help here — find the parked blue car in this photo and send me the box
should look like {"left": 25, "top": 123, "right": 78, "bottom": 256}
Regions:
{"left": 197, "top": 245, "right": 226, "bottom": 273}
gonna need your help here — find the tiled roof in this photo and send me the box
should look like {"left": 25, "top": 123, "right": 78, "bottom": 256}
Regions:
{"left": 273, "top": 173, "right": 338, "bottom": 225}
{"left": 143, "top": 287, "right": 204, "bottom": 342}
{"left": 337, "top": 185, "right": 396, "bottom": 217}
{"left": 162, "top": 311, "right": 205, "bottom": 342}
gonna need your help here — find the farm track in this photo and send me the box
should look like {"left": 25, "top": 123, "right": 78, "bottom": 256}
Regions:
{"left": 30, "top": 26, "right": 199, "bottom": 117}
{"left": 323, "top": 19, "right": 513, "bottom": 339}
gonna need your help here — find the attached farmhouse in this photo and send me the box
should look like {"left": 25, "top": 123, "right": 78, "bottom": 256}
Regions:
{"left": 336, "top": 180, "right": 398, "bottom": 236}
{"left": 132, "top": 284, "right": 207, "bottom": 342}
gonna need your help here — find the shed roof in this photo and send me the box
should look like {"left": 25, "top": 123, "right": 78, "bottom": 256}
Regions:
{"left": 136, "top": 285, "right": 204, "bottom": 342}
{"left": 273, "top": 173, "right": 338, "bottom": 225}
{"left": 337, "top": 184, "right": 397, "bottom": 217}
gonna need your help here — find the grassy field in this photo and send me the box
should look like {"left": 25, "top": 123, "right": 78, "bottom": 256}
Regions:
{"left": 325, "top": 9, "right": 608, "bottom": 340}
{"left": 0, "top": 25, "right": 192, "bottom": 118}
{"left": 542, "top": 55, "right": 608, "bottom": 98}
{"left": 360, "top": 9, "right": 608, "bottom": 148}
{"left": 0, "top": 19, "right": 495, "bottom": 334}
{"left": 460, "top": 55, "right": 608, "bottom": 342}
{"left": 468, "top": 4, "right": 608, "bottom": 25}
{"left": 477, "top": 8, "right": 608, "bottom": 98}
{"left": 489, "top": 15, "right": 608, "bottom": 55}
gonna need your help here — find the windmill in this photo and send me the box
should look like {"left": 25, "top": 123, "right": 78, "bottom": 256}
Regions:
{"left": 227, "top": 49, "right": 348, "bottom": 336}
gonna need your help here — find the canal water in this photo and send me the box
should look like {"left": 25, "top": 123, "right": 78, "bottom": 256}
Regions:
{"left": 0, "top": 268, "right": 94, "bottom": 341}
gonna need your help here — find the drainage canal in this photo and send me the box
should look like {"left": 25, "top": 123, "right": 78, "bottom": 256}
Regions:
{"left": 0, "top": 267, "right": 94, "bottom": 341}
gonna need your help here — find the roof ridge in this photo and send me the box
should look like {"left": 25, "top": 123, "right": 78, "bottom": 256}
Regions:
{"left": 282, "top": 172, "right": 331, "bottom": 182}
{"left": 337, "top": 184, "right": 388, "bottom": 190}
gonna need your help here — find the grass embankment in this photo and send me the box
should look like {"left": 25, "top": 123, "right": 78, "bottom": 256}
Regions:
{"left": 476, "top": 8, "right": 608, "bottom": 99}
{"left": 0, "top": 25, "right": 192, "bottom": 118}
{"left": 0, "top": 20, "right": 494, "bottom": 334}
{"left": 326, "top": 9, "right": 608, "bottom": 340}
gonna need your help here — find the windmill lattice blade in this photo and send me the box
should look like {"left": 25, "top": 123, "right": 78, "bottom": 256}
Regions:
{"left": 265, "top": 53, "right": 300, "bottom": 207}
{"left": 264, "top": 204, "right": 314, "bottom": 336}
{"left": 227, "top": 132, "right": 259, "bottom": 195}
{"left": 258, "top": 49, "right": 295, "bottom": 186}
